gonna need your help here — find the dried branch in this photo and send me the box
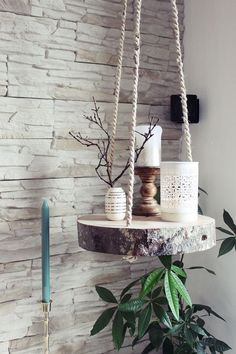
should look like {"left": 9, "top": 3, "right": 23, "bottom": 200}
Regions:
{"left": 69, "top": 131, "right": 103, "bottom": 155}
{"left": 112, "top": 116, "right": 159, "bottom": 184}
{"left": 70, "top": 99, "right": 159, "bottom": 187}
{"left": 69, "top": 100, "right": 113, "bottom": 187}
{"left": 135, "top": 115, "right": 159, "bottom": 162}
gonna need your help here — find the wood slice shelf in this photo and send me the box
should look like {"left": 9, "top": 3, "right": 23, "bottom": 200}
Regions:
{"left": 78, "top": 214, "right": 216, "bottom": 256}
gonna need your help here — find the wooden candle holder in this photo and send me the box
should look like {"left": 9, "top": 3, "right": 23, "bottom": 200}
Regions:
{"left": 133, "top": 167, "right": 160, "bottom": 217}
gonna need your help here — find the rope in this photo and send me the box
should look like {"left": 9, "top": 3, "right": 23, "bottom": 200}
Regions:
{"left": 170, "top": 0, "right": 193, "bottom": 162}
{"left": 122, "top": 255, "right": 138, "bottom": 263}
{"left": 109, "top": 0, "right": 128, "bottom": 173}
{"left": 126, "top": 0, "right": 143, "bottom": 227}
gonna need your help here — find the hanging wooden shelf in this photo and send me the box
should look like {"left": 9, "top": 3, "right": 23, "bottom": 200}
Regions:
{"left": 78, "top": 214, "right": 216, "bottom": 257}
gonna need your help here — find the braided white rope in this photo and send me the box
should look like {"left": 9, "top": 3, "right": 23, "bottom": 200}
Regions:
{"left": 122, "top": 255, "right": 138, "bottom": 263}
{"left": 109, "top": 0, "right": 128, "bottom": 172}
{"left": 170, "top": 0, "right": 193, "bottom": 162}
{"left": 126, "top": 0, "right": 143, "bottom": 227}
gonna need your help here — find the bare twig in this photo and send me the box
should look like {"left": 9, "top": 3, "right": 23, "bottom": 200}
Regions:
{"left": 112, "top": 116, "right": 159, "bottom": 184}
{"left": 69, "top": 100, "right": 159, "bottom": 187}
{"left": 69, "top": 132, "right": 103, "bottom": 155}
{"left": 135, "top": 116, "right": 159, "bottom": 162}
{"left": 112, "top": 158, "right": 130, "bottom": 185}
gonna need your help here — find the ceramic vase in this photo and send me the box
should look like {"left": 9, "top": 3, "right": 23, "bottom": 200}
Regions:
{"left": 105, "top": 187, "right": 126, "bottom": 221}
{"left": 160, "top": 161, "right": 199, "bottom": 222}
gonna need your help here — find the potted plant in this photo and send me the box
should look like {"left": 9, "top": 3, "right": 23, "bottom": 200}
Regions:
{"left": 90, "top": 209, "right": 235, "bottom": 353}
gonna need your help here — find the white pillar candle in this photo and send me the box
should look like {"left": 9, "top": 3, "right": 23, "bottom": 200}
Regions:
{"left": 135, "top": 125, "right": 162, "bottom": 167}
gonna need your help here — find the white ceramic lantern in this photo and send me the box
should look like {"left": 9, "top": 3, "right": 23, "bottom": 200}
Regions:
{"left": 160, "top": 162, "right": 199, "bottom": 222}
{"left": 105, "top": 187, "right": 126, "bottom": 221}
{"left": 135, "top": 125, "right": 162, "bottom": 167}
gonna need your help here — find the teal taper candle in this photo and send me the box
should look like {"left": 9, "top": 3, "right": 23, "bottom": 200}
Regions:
{"left": 41, "top": 200, "right": 50, "bottom": 304}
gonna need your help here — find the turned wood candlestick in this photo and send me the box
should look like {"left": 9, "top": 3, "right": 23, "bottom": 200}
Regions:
{"left": 133, "top": 167, "right": 160, "bottom": 217}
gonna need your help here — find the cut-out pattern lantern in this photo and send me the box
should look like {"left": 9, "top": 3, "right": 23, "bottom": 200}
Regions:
{"left": 161, "top": 162, "right": 199, "bottom": 222}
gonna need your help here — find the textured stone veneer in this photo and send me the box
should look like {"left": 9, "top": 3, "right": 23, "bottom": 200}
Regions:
{"left": 0, "top": 0, "right": 184, "bottom": 353}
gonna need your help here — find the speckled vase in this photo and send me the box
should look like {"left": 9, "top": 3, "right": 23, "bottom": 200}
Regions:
{"left": 105, "top": 187, "right": 126, "bottom": 221}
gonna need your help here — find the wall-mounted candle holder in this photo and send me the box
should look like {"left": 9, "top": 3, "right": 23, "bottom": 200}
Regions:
{"left": 171, "top": 95, "right": 200, "bottom": 124}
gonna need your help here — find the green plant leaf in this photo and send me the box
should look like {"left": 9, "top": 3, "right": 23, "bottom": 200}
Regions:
{"left": 120, "top": 293, "right": 132, "bottom": 304}
{"left": 170, "top": 271, "right": 192, "bottom": 307}
{"left": 209, "top": 347, "right": 216, "bottom": 354}
{"left": 163, "top": 338, "right": 174, "bottom": 354}
{"left": 141, "top": 275, "right": 152, "bottom": 299}
{"left": 167, "top": 323, "right": 184, "bottom": 335}
{"left": 198, "top": 205, "right": 203, "bottom": 215}
{"left": 122, "top": 312, "right": 136, "bottom": 337}
{"left": 153, "top": 296, "right": 168, "bottom": 305}
{"left": 187, "top": 266, "right": 216, "bottom": 275}
{"left": 122, "top": 311, "right": 136, "bottom": 325}
{"left": 199, "top": 187, "right": 208, "bottom": 195}
{"left": 173, "top": 260, "right": 184, "bottom": 268}
{"left": 218, "top": 237, "right": 236, "bottom": 257}
{"left": 197, "top": 342, "right": 205, "bottom": 354}
{"left": 198, "top": 205, "right": 204, "bottom": 215}
{"left": 119, "top": 299, "right": 145, "bottom": 312}
{"left": 164, "top": 271, "right": 180, "bottom": 321}
{"left": 141, "top": 343, "right": 155, "bottom": 354}
{"left": 190, "top": 324, "right": 206, "bottom": 336}
{"left": 184, "top": 326, "right": 195, "bottom": 346}
{"left": 112, "top": 311, "right": 124, "bottom": 350}
{"left": 96, "top": 285, "right": 117, "bottom": 303}
{"left": 122, "top": 323, "right": 128, "bottom": 344}
{"left": 132, "top": 336, "right": 140, "bottom": 348}
{"left": 215, "top": 339, "right": 232, "bottom": 352}
{"left": 153, "top": 303, "right": 172, "bottom": 328}
{"left": 122, "top": 310, "right": 136, "bottom": 336}
{"left": 123, "top": 311, "right": 136, "bottom": 336}
{"left": 193, "top": 304, "right": 225, "bottom": 321}
{"left": 148, "top": 322, "right": 164, "bottom": 349}
{"left": 171, "top": 264, "right": 187, "bottom": 278}
{"left": 159, "top": 256, "right": 172, "bottom": 269}
{"left": 223, "top": 209, "right": 236, "bottom": 234}
{"left": 216, "top": 227, "right": 234, "bottom": 236}
{"left": 175, "top": 343, "right": 193, "bottom": 354}
{"left": 138, "top": 304, "right": 152, "bottom": 338}
{"left": 128, "top": 324, "right": 135, "bottom": 337}
{"left": 151, "top": 286, "right": 162, "bottom": 300}
{"left": 140, "top": 269, "right": 164, "bottom": 298}
{"left": 203, "top": 338, "right": 231, "bottom": 352}
{"left": 91, "top": 307, "right": 117, "bottom": 335}
{"left": 197, "top": 318, "right": 205, "bottom": 328}
{"left": 120, "top": 276, "right": 143, "bottom": 299}
{"left": 184, "top": 306, "right": 193, "bottom": 321}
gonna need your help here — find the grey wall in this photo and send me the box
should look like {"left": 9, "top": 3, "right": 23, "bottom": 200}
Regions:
{"left": 0, "top": 0, "right": 183, "bottom": 353}
{"left": 184, "top": 0, "right": 236, "bottom": 352}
